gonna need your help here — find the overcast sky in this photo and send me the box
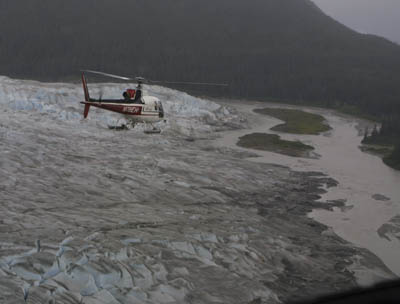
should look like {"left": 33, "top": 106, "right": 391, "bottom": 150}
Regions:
{"left": 312, "top": 0, "right": 400, "bottom": 44}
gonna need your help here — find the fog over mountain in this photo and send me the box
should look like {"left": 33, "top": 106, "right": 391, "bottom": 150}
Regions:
{"left": 313, "top": 0, "right": 400, "bottom": 44}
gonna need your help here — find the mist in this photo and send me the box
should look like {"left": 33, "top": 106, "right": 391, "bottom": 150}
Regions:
{"left": 313, "top": 0, "right": 400, "bottom": 44}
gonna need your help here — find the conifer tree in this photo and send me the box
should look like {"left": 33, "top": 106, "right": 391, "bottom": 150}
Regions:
{"left": 371, "top": 124, "right": 379, "bottom": 138}
{"left": 362, "top": 126, "right": 369, "bottom": 143}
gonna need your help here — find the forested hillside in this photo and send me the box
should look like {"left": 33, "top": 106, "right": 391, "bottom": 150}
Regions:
{"left": 1, "top": 0, "right": 400, "bottom": 118}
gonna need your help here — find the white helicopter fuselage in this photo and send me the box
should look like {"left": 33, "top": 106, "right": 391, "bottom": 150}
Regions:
{"left": 81, "top": 96, "right": 164, "bottom": 124}
{"left": 122, "top": 96, "right": 164, "bottom": 123}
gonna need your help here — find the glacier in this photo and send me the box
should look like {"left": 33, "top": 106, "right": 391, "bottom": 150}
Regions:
{"left": 0, "top": 75, "right": 241, "bottom": 136}
{"left": 0, "top": 76, "right": 394, "bottom": 304}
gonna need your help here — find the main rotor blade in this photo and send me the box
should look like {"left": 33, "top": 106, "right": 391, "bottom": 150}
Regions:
{"left": 150, "top": 80, "right": 229, "bottom": 87}
{"left": 82, "top": 70, "right": 133, "bottom": 81}
{"left": 81, "top": 70, "right": 228, "bottom": 87}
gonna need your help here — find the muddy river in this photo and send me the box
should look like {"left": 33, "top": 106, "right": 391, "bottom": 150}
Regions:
{"left": 214, "top": 100, "right": 400, "bottom": 276}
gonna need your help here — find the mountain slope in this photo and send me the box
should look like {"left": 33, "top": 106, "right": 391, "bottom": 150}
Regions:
{"left": 0, "top": 0, "right": 399, "bottom": 115}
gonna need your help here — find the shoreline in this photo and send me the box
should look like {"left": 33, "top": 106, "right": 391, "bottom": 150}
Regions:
{"left": 212, "top": 98, "right": 400, "bottom": 279}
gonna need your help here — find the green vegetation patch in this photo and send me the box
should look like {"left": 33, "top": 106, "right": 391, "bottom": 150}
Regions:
{"left": 362, "top": 124, "right": 400, "bottom": 171}
{"left": 237, "top": 133, "right": 314, "bottom": 157}
{"left": 254, "top": 108, "right": 331, "bottom": 135}
{"left": 383, "top": 143, "right": 400, "bottom": 171}
{"left": 384, "top": 155, "right": 400, "bottom": 171}
{"left": 359, "top": 144, "right": 394, "bottom": 158}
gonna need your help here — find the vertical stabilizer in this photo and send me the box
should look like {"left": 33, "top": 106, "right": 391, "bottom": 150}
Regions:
{"left": 82, "top": 73, "right": 90, "bottom": 101}
{"left": 81, "top": 73, "right": 91, "bottom": 118}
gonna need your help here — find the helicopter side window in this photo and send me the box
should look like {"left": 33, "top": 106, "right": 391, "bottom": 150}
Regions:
{"left": 123, "top": 91, "right": 130, "bottom": 101}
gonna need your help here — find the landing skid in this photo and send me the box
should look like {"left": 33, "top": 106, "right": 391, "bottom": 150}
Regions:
{"left": 144, "top": 128, "right": 161, "bottom": 134}
{"left": 108, "top": 124, "right": 129, "bottom": 131}
{"left": 107, "top": 121, "right": 161, "bottom": 134}
{"left": 144, "top": 122, "right": 161, "bottom": 134}
{"left": 108, "top": 118, "right": 130, "bottom": 131}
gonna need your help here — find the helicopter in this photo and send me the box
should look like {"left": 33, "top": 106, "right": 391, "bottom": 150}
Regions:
{"left": 80, "top": 70, "right": 228, "bottom": 132}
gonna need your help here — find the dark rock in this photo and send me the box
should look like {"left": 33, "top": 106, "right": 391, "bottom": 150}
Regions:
{"left": 372, "top": 194, "right": 391, "bottom": 201}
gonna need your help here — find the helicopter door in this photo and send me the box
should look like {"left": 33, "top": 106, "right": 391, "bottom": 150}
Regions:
{"left": 158, "top": 102, "right": 164, "bottom": 118}
{"left": 144, "top": 104, "right": 153, "bottom": 112}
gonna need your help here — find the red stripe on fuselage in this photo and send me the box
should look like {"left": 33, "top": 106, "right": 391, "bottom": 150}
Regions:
{"left": 82, "top": 102, "right": 143, "bottom": 116}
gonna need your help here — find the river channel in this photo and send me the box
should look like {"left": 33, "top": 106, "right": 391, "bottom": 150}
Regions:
{"left": 214, "top": 100, "right": 400, "bottom": 277}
